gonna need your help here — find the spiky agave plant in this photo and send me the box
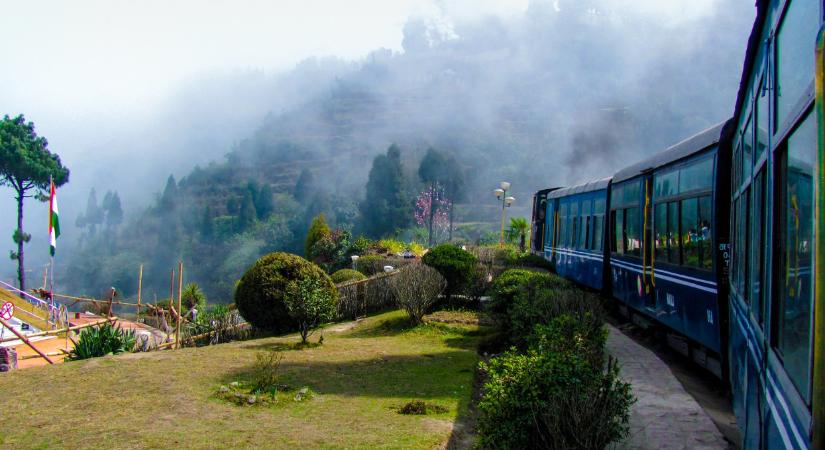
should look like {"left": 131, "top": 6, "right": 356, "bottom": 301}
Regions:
{"left": 68, "top": 322, "right": 137, "bottom": 360}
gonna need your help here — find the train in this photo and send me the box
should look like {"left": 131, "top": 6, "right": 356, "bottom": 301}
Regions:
{"left": 529, "top": 1, "right": 824, "bottom": 448}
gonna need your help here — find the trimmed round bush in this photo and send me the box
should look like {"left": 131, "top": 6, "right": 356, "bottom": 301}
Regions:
{"left": 422, "top": 244, "right": 478, "bottom": 300}
{"left": 235, "top": 252, "right": 337, "bottom": 333}
{"left": 331, "top": 269, "right": 367, "bottom": 284}
{"left": 354, "top": 254, "right": 385, "bottom": 276}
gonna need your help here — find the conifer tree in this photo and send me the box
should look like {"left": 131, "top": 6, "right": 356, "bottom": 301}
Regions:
{"left": 359, "top": 144, "right": 410, "bottom": 237}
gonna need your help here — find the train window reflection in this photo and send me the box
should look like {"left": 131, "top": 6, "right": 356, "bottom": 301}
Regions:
{"left": 775, "top": 112, "right": 815, "bottom": 402}
{"left": 743, "top": 120, "right": 753, "bottom": 182}
{"left": 698, "top": 196, "right": 712, "bottom": 270}
{"left": 681, "top": 198, "right": 700, "bottom": 268}
{"left": 775, "top": 0, "right": 818, "bottom": 130}
{"left": 612, "top": 209, "right": 624, "bottom": 254}
{"left": 625, "top": 207, "right": 641, "bottom": 257}
{"left": 654, "top": 204, "right": 668, "bottom": 262}
{"left": 593, "top": 215, "right": 603, "bottom": 251}
{"left": 751, "top": 170, "right": 766, "bottom": 324}
{"left": 756, "top": 79, "right": 769, "bottom": 161}
{"left": 679, "top": 157, "right": 714, "bottom": 194}
{"left": 667, "top": 202, "right": 679, "bottom": 264}
{"left": 655, "top": 170, "right": 678, "bottom": 198}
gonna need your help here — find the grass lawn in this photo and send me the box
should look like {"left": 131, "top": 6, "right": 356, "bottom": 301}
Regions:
{"left": 0, "top": 310, "right": 491, "bottom": 449}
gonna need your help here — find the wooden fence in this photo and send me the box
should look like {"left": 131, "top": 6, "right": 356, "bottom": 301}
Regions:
{"left": 335, "top": 270, "right": 399, "bottom": 320}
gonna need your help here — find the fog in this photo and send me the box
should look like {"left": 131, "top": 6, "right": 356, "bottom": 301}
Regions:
{"left": 0, "top": 0, "right": 754, "bottom": 289}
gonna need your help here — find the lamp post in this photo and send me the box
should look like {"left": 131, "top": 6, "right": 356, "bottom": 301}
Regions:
{"left": 494, "top": 182, "right": 515, "bottom": 248}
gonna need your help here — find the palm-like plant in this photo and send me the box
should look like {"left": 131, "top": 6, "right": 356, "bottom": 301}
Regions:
{"left": 508, "top": 217, "right": 530, "bottom": 252}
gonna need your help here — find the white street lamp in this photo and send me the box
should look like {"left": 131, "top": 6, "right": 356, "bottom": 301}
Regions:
{"left": 493, "top": 182, "right": 514, "bottom": 248}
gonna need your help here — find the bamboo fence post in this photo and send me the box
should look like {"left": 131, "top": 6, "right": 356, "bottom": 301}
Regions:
{"left": 0, "top": 317, "right": 54, "bottom": 364}
{"left": 137, "top": 264, "right": 143, "bottom": 323}
{"left": 176, "top": 261, "right": 183, "bottom": 349}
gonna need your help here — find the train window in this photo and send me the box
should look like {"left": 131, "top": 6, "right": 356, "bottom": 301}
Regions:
{"left": 751, "top": 170, "right": 767, "bottom": 324}
{"left": 581, "top": 200, "right": 591, "bottom": 249}
{"left": 594, "top": 197, "right": 605, "bottom": 215}
{"left": 571, "top": 202, "right": 579, "bottom": 248}
{"left": 774, "top": 111, "right": 815, "bottom": 401}
{"left": 679, "top": 157, "right": 714, "bottom": 194}
{"left": 624, "top": 182, "right": 640, "bottom": 205}
{"left": 742, "top": 188, "right": 751, "bottom": 302}
{"left": 756, "top": 78, "right": 769, "bottom": 162}
{"left": 612, "top": 209, "right": 624, "bottom": 254}
{"left": 625, "top": 207, "right": 641, "bottom": 257}
{"left": 731, "top": 197, "right": 739, "bottom": 289}
{"left": 733, "top": 140, "right": 742, "bottom": 190}
{"left": 667, "top": 202, "right": 680, "bottom": 264}
{"left": 560, "top": 202, "right": 569, "bottom": 247}
{"left": 654, "top": 204, "right": 668, "bottom": 262}
{"left": 743, "top": 120, "right": 753, "bottom": 182}
{"left": 698, "top": 196, "right": 712, "bottom": 271}
{"left": 681, "top": 198, "right": 700, "bottom": 268}
{"left": 775, "top": 0, "right": 818, "bottom": 131}
{"left": 593, "top": 215, "right": 603, "bottom": 251}
{"left": 654, "top": 170, "right": 678, "bottom": 199}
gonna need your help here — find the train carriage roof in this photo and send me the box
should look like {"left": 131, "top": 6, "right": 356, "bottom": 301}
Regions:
{"left": 546, "top": 177, "right": 611, "bottom": 199}
{"left": 612, "top": 121, "right": 727, "bottom": 184}
{"left": 732, "top": 0, "right": 769, "bottom": 125}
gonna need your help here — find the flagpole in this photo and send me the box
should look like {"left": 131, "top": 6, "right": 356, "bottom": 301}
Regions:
{"left": 49, "top": 176, "right": 56, "bottom": 328}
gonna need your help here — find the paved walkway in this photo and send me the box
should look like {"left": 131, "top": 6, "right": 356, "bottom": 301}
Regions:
{"left": 606, "top": 324, "right": 729, "bottom": 450}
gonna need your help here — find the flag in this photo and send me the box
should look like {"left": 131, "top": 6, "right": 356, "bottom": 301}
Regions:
{"left": 49, "top": 179, "right": 60, "bottom": 257}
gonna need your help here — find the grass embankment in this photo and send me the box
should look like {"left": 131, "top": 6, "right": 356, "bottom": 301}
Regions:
{"left": 0, "top": 310, "right": 490, "bottom": 449}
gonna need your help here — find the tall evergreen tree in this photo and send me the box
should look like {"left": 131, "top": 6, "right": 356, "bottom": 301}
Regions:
{"left": 0, "top": 115, "right": 69, "bottom": 293}
{"left": 294, "top": 168, "right": 314, "bottom": 202}
{"left": 359, "top": 144, "right": 410, "bottom": 237}
{"left": 238, "top": 190, "right": 257, "bottom": 231}
{"left": 159, "top": 174, "right": 178, "bottom": 213}
{"left": 305, "top": 213, "right": 331, "bottom": 258}
{"left": 103, "top": 190, "right": 124, "bottom": 229}
{"left": 256, "top": 183, "right": 274, "bottom": 219}
{"left": 83, "top": 188, "right": 104, "bottom": 235}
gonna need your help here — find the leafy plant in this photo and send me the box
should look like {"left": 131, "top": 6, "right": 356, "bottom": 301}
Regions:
{"left": 284, "top": 277, "right": 338, "bottom": 343}
{"left": 390, "top": 264, "right": 447, "bottom": 324}
{"left": 68, "top": 322, "right": 136, "bottom": 360}
{"left": 330, "top": 269, "right": 366, "bottom": 284}
{"left": 305, "top": 213, "right": 331, "bottom": 258}
{"left": 377, "top": 238, "right": 405, "bottom": 255}
{"left": 421, "top": 244, "right": 478, "bottom": 302}
{"left": 181, "top": 282, "right": 207, "bottom": 313}
{"left": 406, "top": 242, "right": 425, "bottom": 257}
{"left": 235, "top": 252, "right": 336, "bottom": 333}
{"left": 251, "top": 350, "right": 284, "bottom": 395}
{"left": 507, "top": 217, "right": 530, "bottom": 251}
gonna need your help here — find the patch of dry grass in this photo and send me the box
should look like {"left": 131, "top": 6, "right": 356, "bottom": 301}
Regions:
{"left": 0, "top": 310, "right": 486, "bottom": 449}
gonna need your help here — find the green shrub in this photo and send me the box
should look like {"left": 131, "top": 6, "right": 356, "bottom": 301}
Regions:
{"left": 489, "top": 269, "right": 560, "bottom": 315}
{"left": 507, "top": 287, "right": 603, "bottom": 350}
{"left": 251, "top": 350, "right": 283, "bottom": 395}
{"left": 377, "top": 238, "right": 405, "bottom": 255}
{"left": 284, "top": 277, "right": 338, "bottom": 343}
{"left": 68, "top": 322, "right": 137, "bottom": 360}
{"left": 330, "top": 269, "right": 367, "bottom": 284}
{"left": 422, "top": 244, "right": 478, "bottom": 301}
{"left": 406, "top": 242, "right": 425, "bottom": 257}
{"left": 390, "top": 264, "right": 446, "bottom": 324}
{"left": 477, "top": 316, "right": 632, "bottom": 450}
{"left": 181, "top": 282, "right": 207, "bottom": 314}
{"left": 305, "top": 214, "right": 330, "bottom": 258}
{"left": 234, "top": 252, "right": 336, "bottom": 333}
{"left": 348, "top": 235, "right": 373, "bottom": 255}
{"left": 354, "top": 254, "right": 385, "bottom": 276}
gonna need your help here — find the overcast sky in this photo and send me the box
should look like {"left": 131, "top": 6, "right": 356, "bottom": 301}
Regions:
{"left": 1, "top": 0, "right": 721, "bottom": 117}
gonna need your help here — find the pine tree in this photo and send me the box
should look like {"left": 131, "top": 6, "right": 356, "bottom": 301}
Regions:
{"left": 359, "top": 144, "right": 410, "bottom": 237}
{"left": 305, "top": 213, "right": 331, "bottom": 258}
{"left": 103, "top": 190, "right": 124, "bottom": 229}
{"left": 256, "top": 183, "right": 274, "bottom": 219}
{"left": 238, "top": 190, "right": 257, "bottom": 231}
{"left": 159, "top": 175, "right": 178, "bottom": 213}
{"left": 84, "top": 188, "right": 104, "bottom": 235}
{"left": 294, "top": 168, "right": 314, "bottom": 202}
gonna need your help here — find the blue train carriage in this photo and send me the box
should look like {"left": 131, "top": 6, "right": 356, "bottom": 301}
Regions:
{"left": 541, "top": 178, "right": 611, "bottom": 291}
{"left": 530, "top": 187, "right": 561, "bottom": 255}
{"left": 609, "top": 122, "right": 730, "bottom": 378}
{"left": 728, "top": 0, "right": 823, "bottom": 448}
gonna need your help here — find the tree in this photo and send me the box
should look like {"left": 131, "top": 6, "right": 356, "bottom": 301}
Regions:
{"left": 238, "top": 190, "right": 257, "bottom": 231}
{"left": 284, "top": 276, "right": 337, "bottom": 343}
{"left": 200, "top": 205, "right": 214, "bottom": 238}
{"left": 359, "top": 144, "right": 410, "bottom": 237}
{"left": 81, "top": 188, "right": 104, "bottom": 235}
{"left": 159, "top": 174, "right": 177, "bottom": 213}
{"left": 255, "top": 183, "right": 274, "bottom": 219}
{"left": 390, "top": 264, "right": 446, "bottom": 324}
{"left": 414, "top": 184, "right": 450, "bottom": 245}
{"left": 103, "top": 190, "right": 123, "bottom": 229}
{"left": 0, "top": 115, "right": 70, "bottom": 293}
{"left": 294, "top": 168, "right": 314, "bottom": 202}
{"left": 418, "top": 148, "right": 464, "bottom": 243}
{"left": 509, "top": 217, "right": 530, "bottom": 252}
{"left": 305, "top": 213, "right": 331, "bottom": 258}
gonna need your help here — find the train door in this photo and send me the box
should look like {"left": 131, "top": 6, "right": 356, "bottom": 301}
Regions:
{"left": 643, "top": 175, "right": 656, "bottom": 309}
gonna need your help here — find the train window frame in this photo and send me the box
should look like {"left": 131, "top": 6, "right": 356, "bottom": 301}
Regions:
{"left": 774, "top": 0, "right": 819, "bottom": 134}
{"left": 771, "top": 109, "right": 816, "bottom": 404}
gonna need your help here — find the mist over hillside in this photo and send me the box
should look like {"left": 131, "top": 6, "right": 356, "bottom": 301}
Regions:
{"left": 1, "top": 0, "right": 755, "bottom": 300}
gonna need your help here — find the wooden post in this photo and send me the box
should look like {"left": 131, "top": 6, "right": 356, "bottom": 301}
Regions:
{"left": 136, "top": 264, "right": 143, "bottom": 323}
{"left": 176, "top": 261, "right": 183, "bottom": 349}
{"left": 0, "top": 317, "right": 54, "bottom": 364}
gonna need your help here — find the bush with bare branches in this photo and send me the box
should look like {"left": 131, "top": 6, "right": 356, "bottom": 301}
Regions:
{"left": 390, "top": 264, "right": 446, "bottom": 324}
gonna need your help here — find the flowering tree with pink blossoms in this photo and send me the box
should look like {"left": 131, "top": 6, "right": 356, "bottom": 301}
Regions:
{"left": 414, "top": 183, "right": 451, "bottom": 246}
